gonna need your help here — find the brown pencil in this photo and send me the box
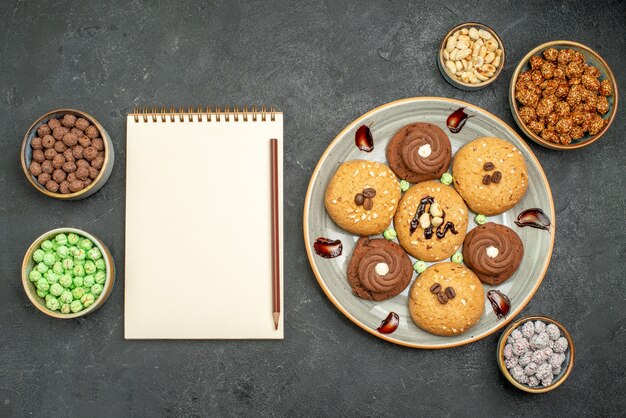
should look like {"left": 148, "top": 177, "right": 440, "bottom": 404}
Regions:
{"left": 270, "top": 138, "right": 280, "bottom": 330}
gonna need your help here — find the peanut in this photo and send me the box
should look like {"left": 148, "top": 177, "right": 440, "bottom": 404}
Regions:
{"left": 442, "top": 26, "right": 503, "bottom": 85}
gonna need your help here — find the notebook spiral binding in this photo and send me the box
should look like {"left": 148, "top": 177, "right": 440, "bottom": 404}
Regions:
{"left": 132, "top": 106, "right": 278, "bottom": 123}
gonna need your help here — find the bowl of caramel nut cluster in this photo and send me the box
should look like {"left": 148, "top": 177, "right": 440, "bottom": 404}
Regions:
{"left": 510, "top": 41, "right": 618, "bottom": 150}
{"left": 20, "top": 109, "right": 115, "bottom": 199}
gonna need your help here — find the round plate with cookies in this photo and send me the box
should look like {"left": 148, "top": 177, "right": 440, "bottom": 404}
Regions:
{"left": 304, "top": 97, "right": 555, "bottom": 349}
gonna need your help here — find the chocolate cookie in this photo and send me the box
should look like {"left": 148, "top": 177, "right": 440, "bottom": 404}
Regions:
{"left": 347, "top": 237, "right": 413, "bottom": 301}
{"left": 394, "top": 181, "right": 468, "bottom": 262}
{"left": 409, "top": 262, "right": 484, "bottom": 336}
{"left": 386, "top": 122, "right": 451, "bottom": 183}
{"left": 452, "top": 137, "right": 528, "bottom": 215}
{"left": 462, "top": 222, "right": 524, "bottom": 285}
{"left": 325, "top": 160, "right": 401, "bottom": 236}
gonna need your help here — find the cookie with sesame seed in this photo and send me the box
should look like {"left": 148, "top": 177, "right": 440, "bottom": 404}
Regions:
{"left": 409, "top": 262, "right": 484, "bottom": 336}
{"left": 394, "top": 181, "right": 468, "bottom": 262}
{"left": 324, "top": 160, "right": 401, "bottom": 236}
{"left": 452, "top": 137, "right": 528, "bottom": 216}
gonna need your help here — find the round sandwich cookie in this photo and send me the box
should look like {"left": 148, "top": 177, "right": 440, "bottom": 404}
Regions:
{"left": 324, "top": 160, "right": 401, "bottom": 236}
{"left": 386, "top": 122, "right": 452, "bottom": 183}
{"left": 409, "top": 262, "right": 484, "bottom": 336}
{"left": 452, "top": 137, "right": 528, "bottom": 216}
{"left": 462, "top": 222, "right": 524, "bottom": 285}
{"left": 394, "top": 181, "right": 468, "bottom": 262}
{"left": 347, "top": 237, "right": 413, "bottom": 301}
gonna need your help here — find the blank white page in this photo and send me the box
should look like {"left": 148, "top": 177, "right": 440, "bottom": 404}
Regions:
{"left": 125, "top": 112, "right": 283, "bottom": 339}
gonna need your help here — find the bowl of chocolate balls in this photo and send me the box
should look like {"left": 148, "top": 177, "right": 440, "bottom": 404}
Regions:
{"left": 20, "top": 109, "right": 114, "bottom": 199}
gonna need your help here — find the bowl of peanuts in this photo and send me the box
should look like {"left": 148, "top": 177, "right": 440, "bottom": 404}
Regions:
{"left": 510, "top": 41, "right": 618, "bottom": 150}
{"left": 438, "top": 22, "right": 505, "bottom": 90}
{"left": 20, "top": 109, "right": 115, "bottom": 199}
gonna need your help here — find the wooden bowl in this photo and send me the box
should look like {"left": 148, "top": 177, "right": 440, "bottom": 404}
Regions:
{"left": 20, "top": 109, "right": 115, "bottom": 199}
{"left": 497, "top": 315, "right": 574, "bottom": 393}
{"left": 438, "top": 22, "right": 506, "bottom": 91}
{"left": 21, "top": 228, "right": 115, "bottom": 318}
{"left": 509, "top": 41, "right": 618, "bottom": 150}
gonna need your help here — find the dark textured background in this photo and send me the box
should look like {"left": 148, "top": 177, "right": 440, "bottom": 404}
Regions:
{"left": 1, "top": 0, "right": 624, "bottom": 416}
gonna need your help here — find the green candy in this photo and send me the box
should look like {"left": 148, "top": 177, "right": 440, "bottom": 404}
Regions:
{"left": 84, "top": 260, "right": 96, "bottom": 275}
{"left": 67, "top": 233, "right": 79, "bottom": 245}
{"left": 49, "top": 283, "right": 64, "bottom": 296}
{"left": 47, "top": 272, "right": 59, "bottom": 284}
{"left": 91, "top": 284, "right": 103, "bottom": 296}
{"left": 56, "top": 245, "right": 70, "bottom": 259}
{"left": 81, "top": 293, "right": 95, "bottom": 308}
{"left": 451, "top": 252, "right": 463, "bottom": 264}
{"left": 73, "top": 276, "right": 84, "bottom": 288}
{"left": 70, "top": 300, "right": 83, "bottom": 313}
{"left": 52, "top": 261, "right": 64, "bottom": 275}
{"left": 79, "top": 238, "right": 93, "bottom": 250}
{"left": 43, "top": 252, "right": 56, "bottom": 266}
{"left": 383, "top": 227, "right": 397, "bottom": 240}
{"left": 36, "top": 262, "right": 49, "bottom": 274}
{"left": 61, "top": 303, "right": 71, "bottom": 314}
{"left": 74, "top": 258, "right": 85, "bottom": 267}
{"left": 440, "top": 172, "right": 453, "bottom": 185}
{"left": 60, "top": 290, "right": 73, "bottom": 304}
{"left": 95, "top": 259, "right": 106, "bottom": 271}
{"left": 94, "top": 271, "right": 106, "bottom": 285}
{"left": 62, "top": 258, "right": 74, "bottom": 270}
{"left": 71, "top": 287, "right": 85, "bottom": 300}
{"left": 41, "top": 240, "right": 54, "bottom": 252}
{"left": 73, "top": 265, "right": 85, "bottom": 277}
{"left": 87, "top": 247, "right": 102, "bottom": 261}
{"left": 29, "top": 269, "right": 42, "bottom": 282}
{"left": 475, "top": 214, "right": 487, "bottom": 225}
{"left": 83, "top": 275, "right": 95, "bottom": 288}
{"left": 36, "top": 278, "right": 50, "bottom": 292}
{"left": 69, "top": 246, "right": 80, "bottom": 257}
{"left": 74, "top": 248, "right": 86, "bottom": 260}
{"left": 33, "top": 249, "right": 45, "bottom": 263}
{"left": 46, "top": 296, "right": 60, "bottom": 311}
{"left": 399, "top": 179, "right": 410, "bottom": 192}
{"left": 52, "top": 242, "right": 59, "bottom": 251}
{"left": 55, "top": 233, "right": 68, "bottom": 246}
{"left": 36, "top": 289, "right": 49, "bottom": 298}
{"left": 413, "top": 260, "right": 428, "bottom": 274}
{"left": 59, "top": 274, "right": 73, "bottom": 288}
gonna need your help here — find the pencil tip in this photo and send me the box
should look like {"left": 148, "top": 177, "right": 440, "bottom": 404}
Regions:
{"left": 273, "top": 312, "right": 280, "bottom": 330}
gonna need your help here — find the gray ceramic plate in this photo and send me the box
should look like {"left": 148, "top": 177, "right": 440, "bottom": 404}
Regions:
{"left": 303, "top": 97, "right": 555, "bottom": 349}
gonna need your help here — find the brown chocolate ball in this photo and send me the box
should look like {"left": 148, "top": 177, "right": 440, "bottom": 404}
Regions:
{"left": 71, "top": 127, "right": 84, "bottom": 137}
{"left": 72, "top": 145, "right": 84, "bottom": 160}
{"left": 62, "top": 161, "right": 77, "bottom": 173}
{"left": 41, "top": 160, "right": 53, "bottom": 174}
{"left": 37, "top": 172, "right": 51, "bottom": 185}
{"left": 62, "top": 132, "right": 78, "bottom": 147}
{"left": 63, "top": 149, "right": 75, "bottom": 162}
{"left": 91, "top": 155, "right": 104, "bottom": 169}
{"left": 61, "top": 114, "right": 77, "bottom": 128}
{"left": 53, "top": 140, "right": 67, "bottom": 153}
{"left": 76, "top": 159, "right": 90, "bottom": 169}
{"left": 52, "top": 168, "right": 66, "bottom": 183}
{"left": 44, "top": 148, "right": 57, "bottom": 160}
{"left": 45, "top": 180, "right": 60, "bottom": 193}
{"left": 59, "top": 181, "right": 70, "bottom": 194}
{"left": 32, "top": 149, "right": 45, "bottom": 163}
{"left": 75, "top": 166, "right": 89, "bottom": 181}
{"left": 47, "top": 118, "right": 61, "bottom": 130}
{"left": 88, "top": 166, "right": 99, "bottom": 180}
{"left": 83, "top": 146, "right": 98, "bottom": 161}
{"left": 52, "top": 154, "right": 65, "bottom": 169}
{"left": 69, "top": 180, "right": 84, "bottom": 193}
{"left": 29, "top": 161, "right": 42, "bottom": 176}
{"left": 78, "top": 135, "right": 91, "bottom": 148}
{"left": 37, "top": 124, "right": 52, "bottom": 137}
{"left": 75, "top": 118, "right": 90, "bottom": 131}
{"left": 91, "top": 137, "right": 104, "bottom": 151}
{"left": 42, "top": 135, "right": 55, "bottom": 149}
{"left": 31, "top": 137, "right": 43, "bottom": 150}
{"left": 52, "top": 126, "right": 69, "bottom": 140}
{"left": 67, "top": 172, "right": 77, "bottom": 183}
{"left": 85, "top": 125, "right": 99, "bottom": 139}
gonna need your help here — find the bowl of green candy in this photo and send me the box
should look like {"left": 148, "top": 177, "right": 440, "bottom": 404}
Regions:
{"left": 21, "top": 227, "right": 115, "bottom": 318}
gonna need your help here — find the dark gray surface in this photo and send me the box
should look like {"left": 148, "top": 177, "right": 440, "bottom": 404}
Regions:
{"left": 1, "top": 1, "right": 624, "bottom": 416}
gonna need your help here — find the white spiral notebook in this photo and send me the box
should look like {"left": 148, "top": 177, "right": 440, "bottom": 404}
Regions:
{"left": 124, "top": 107, "right": 283, "bottom": 339}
